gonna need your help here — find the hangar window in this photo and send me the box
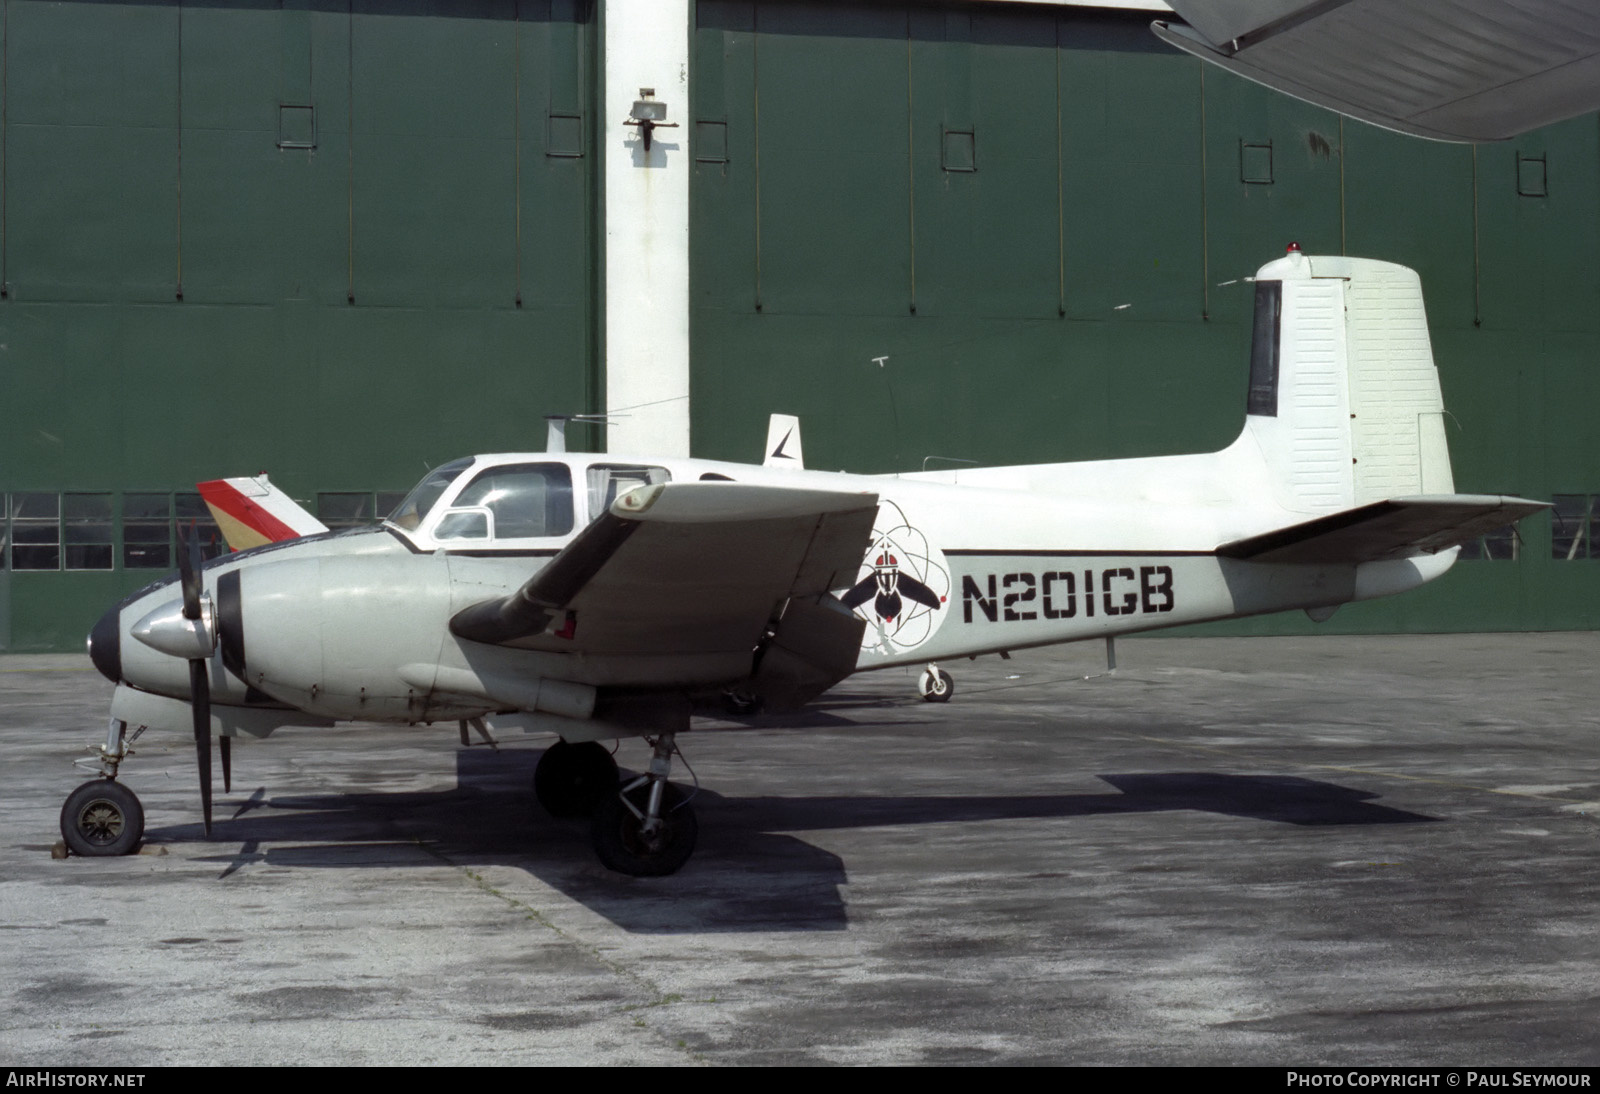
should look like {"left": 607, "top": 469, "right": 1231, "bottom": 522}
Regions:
{"left": 1517, "top": 153, "right": 1548, "bottom": 198}
{"left": 318, "top": 492, "right": 378, "bottom": 531}
{"left": 1240, "top": 140, "right": 1273, "bottom": 185}
{"left": 548, "top": 113, "right": 584, "bottom": 158}
{"left": 174, "top": 493, "right": 228, "bottom": 561}
{"left": 122, "top": 494, "right": 173, "bottom": 569}
{"left": 10, "top": 493, "right": 60, "bottom": 570}
{"left": 587, "top": 464, "right": 670, "bottom": 517}
{"left": 449, "top": 463, "right": 574, "bottom": 540}
{"left": 942, "top": 128, "right": 976, "bottom": 173}
{"left": 1551, "top": 494, "right": 1595, "bottom": 560}
{"left": 695, "top": 120, "right": 728, "bottom": 164}
{"left": 277, "top": 104, "right": 316, "bottom": 151}
{"left": 1457, "top": 532, "right": 1518, "bottom": 561}
{"left": 63, "top": 494, "right": 113, "bottom": 570}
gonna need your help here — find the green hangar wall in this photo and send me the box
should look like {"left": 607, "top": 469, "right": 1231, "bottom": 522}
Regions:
{"left": 0, "top": 0, "right": 1595, "bottom": 650}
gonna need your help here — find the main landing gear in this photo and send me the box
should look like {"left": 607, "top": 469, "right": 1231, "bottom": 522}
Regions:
{"left": 59, "top": 719, "right": 146, "bottom": 857}
{"left": 593, "top": 734, "right": 697, "bottom": 877}
{"left": 918, "top": 663, "right": 954, "bottom": 703}
{"left": 533, "top": 740, "right": 619, "bottom": 818}
{"left": 534, "top": 735, "right": 698, "bottom": 876}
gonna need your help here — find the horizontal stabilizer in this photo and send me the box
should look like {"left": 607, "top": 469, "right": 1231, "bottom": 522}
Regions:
{"left": 451, "top": 481, "right": 878, "bottom": 653}
{"left": 1217, "top": 495, "right": 1551, "bottom": 565}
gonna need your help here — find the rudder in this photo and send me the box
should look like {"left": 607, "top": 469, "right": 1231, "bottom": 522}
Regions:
{"left": 1239, "top": 250, "right": 1451, "bottom": 516}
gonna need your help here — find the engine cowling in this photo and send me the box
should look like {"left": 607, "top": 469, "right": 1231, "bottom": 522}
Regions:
{"left": 224, "top": 553, "right": 457, "bottom": 720}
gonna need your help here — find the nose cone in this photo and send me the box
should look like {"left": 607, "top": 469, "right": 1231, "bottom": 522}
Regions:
{"left": 87, "top": 605, "right": 121, "bottom": 684}
{"left": 131, "top": 598, "right": 217, "bottom": 661}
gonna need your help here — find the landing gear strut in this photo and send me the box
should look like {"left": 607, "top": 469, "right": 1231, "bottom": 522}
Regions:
{"left": 591, "top": 733, "right": 697, "bottom": 877}
{"left": 59, "top": 719, "right": 146, "bottom": 857}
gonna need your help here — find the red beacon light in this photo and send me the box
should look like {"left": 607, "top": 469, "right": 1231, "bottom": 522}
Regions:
{"left": 1286, "top": 241, "right": 1302, "bottom": 253}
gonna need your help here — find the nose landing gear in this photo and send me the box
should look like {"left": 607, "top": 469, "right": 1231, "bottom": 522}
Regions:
{"left": 59, "top": 719, "right": 146, "bottom": 857}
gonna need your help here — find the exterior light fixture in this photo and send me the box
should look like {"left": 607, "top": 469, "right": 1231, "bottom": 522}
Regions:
{"left": 625, "top": 87, "right": 678, "bottom": 152}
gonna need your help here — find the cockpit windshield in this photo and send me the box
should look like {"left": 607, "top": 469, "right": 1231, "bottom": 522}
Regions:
{"left": 386, "top": 458, "right": 472, "bottom": 531}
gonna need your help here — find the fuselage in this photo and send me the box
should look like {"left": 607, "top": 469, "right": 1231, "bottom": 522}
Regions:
{"left": 90, "top": 447, "right": 1454, "bottom": 729}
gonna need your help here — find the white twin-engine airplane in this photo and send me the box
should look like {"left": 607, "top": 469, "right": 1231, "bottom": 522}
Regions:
{"left": 63, "top": 249, "right": 1547, "bottom": 876}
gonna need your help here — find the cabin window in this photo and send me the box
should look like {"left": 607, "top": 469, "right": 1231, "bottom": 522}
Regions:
{"left": 389, "top": 458, "right": 472, "bottom": 532}
{"left": 434, "top": 509, "right": 491, "bottom": 541}
{"left": 450, "top": 463, "right": 575, "bottom": 540}
{"left": 1247, "top": 280, "right": 1282, "bottom": 417}
{"left": 587, "top": 464, "right": 670, "bottom": 517}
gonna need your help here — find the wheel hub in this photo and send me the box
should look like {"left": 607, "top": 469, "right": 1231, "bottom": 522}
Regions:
{"left": 77, "top": 801, "right": 125, "bottom": 844}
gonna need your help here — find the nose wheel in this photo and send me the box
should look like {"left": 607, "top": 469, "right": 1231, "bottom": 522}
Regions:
{"left": 60, "top": 779, "right": 145, "bottom": 857}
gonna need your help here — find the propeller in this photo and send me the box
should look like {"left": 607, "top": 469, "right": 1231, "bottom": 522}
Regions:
{"left": 178, "top": 524, "right": 214, "bottom": 837}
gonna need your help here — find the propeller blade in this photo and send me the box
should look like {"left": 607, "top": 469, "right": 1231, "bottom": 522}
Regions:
{"left": 220, "top": 735, "right": 232, "bottom": 794}
{"left": 190, "top": 658, "right": 213, "bottom": 838}
{"left": 178, "top": 522, "right": 204, "bottom": 621}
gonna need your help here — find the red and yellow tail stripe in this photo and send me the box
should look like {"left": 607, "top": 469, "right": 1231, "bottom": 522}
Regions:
{"left": 196, "top": 476, "right": 328, "bottom": 552}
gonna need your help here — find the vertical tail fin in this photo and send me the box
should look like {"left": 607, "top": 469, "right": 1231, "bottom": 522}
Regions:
{"left": 763, "top": 413, "right": 805, "bottom": 469}
{"left": 196, "top": 475, "right": 327, "bottom": 551}
{"left": 1240, "top": 251, "right": 1453, "bottom": 516}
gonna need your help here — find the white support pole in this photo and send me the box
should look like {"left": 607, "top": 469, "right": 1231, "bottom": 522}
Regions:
{"left": 602, "top": 0, "right": 692, "bottom": 457}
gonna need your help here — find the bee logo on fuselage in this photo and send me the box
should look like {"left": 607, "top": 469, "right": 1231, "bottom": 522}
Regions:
{"left": 840, "top": 501, "right": 950, "bottom": 655}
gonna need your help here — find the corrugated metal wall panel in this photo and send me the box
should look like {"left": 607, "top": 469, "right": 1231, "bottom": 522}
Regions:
{"left": 0, "top": 0, "right": 1596, "bottom": 646}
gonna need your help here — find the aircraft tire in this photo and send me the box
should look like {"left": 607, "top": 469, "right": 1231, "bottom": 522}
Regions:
{"left": 534, "top": 741, "right": 619, "bottom": 818}
{"left": 721, "top": 689, "right": 763, "bottom": 717}
{"left": 60, "top": 779, "right": 144, "bottom": 857}
{"left": 591, "top": 782, "right": 697, "bottom": 877}
{"left": 921, "top": 668, "right": 954, "bottom": 703}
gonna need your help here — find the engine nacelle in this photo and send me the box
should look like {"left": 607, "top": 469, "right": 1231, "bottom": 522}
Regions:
{"left": 226, "top": 553, "right": 458, "bottom": 720}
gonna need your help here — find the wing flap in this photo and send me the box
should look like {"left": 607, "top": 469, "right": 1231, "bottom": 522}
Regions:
{"left": 1217, "top": 495, "right": 1551, "bottom": 565}
{"left": 451, "top": 482, "right": 879, "bottom": 656}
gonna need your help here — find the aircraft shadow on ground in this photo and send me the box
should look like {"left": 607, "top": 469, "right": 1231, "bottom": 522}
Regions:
{"left": 156, "top": 748, "right": 1436, "bottom": 935}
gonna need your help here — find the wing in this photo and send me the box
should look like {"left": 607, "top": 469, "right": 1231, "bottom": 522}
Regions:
{"left": 1155, "top": 1, "right": 1600, "bottom": 142}
{"left": 1217, "top": 495, "right": 1551, "bottom": 565}
{"left": 451, "top": 481, "right": 878, "bottom": 659}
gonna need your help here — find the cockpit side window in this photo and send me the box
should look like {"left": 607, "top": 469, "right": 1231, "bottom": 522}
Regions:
{"left": 586, "top": 464, "right": 670, "bottom": 517}
{"left": 451, "top": 463, "right": 575, "bottom": 539}
{"left": 388, "top": 458, "right": 472, "bottom": 531}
